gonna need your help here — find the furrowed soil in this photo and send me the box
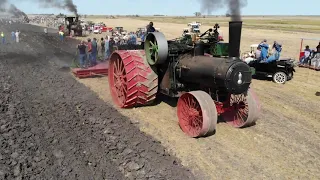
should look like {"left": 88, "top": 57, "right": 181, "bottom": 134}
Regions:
{"left": 73, "top": 18, "right": 320, "bottom": 179}
{"left": 0, "top": 23, "right": 197, "bottom": 180}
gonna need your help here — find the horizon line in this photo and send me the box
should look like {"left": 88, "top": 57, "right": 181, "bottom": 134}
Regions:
{"left": 26, "top": 14, "right": 320, "bottom": 17}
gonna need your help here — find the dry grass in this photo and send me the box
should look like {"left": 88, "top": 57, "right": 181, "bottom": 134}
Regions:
{"left": 84, "top": 15, "right": 320, "bottom": 33}
{"left": 131, "top": 16, "right": 320, "bottom": 33}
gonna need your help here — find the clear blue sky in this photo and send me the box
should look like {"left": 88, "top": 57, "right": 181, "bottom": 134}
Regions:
{"left": 9, "top": 0, "right": 320, "bottom": 15}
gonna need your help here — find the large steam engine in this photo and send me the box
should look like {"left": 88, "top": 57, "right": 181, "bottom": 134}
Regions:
{"left": 59, "top": 16, "right": 82, "bottom": 36}
{"left": 108, "top": 21, "right": 260, "bottom": 138}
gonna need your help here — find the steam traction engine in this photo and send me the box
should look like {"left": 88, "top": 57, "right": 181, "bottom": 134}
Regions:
{"left": 59, "top": 16, "right": 83, "bottom": 36}
{"left": 108, "top": 21, "right": 261, "bottom": 138}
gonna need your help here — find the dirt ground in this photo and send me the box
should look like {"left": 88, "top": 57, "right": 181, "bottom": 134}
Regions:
{"left": 0, "top": 23, "right": 197, "bottom": 179}
{"left": 74, "top": 17, "right": 320, "bottom": 179}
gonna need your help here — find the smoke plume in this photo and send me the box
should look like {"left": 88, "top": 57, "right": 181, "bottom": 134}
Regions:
{"left": 38, "top": 0, "right": 78, "bottom": 16}
{"left": 1, "top": 0, "right": 78, "bottom": 16}
{"left": 198, "top": 0, "right": 247, "bottom": 20}
{"left": 0, "top": 0, "right": 28, "bottom": 19}
{"left": 8, "top": 4, "right": 27, "bottom": 17}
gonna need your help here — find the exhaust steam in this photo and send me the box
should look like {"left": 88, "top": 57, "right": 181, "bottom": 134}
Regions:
{"left": 198, "top": 0, "right": 247, "bottom": 20}
{"left": 0, "top": 0, "right": 78, "bottom": 16}
{"left": 0, "top": 0, "right": 28, "bottom": 19}
{"left": 8, "top": 4, "right": 27, "bottom": 18}
{"left": 38, "top": 0, "right": 78, "bottom": 16}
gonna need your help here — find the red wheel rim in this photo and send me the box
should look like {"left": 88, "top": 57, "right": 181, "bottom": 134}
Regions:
{"left": 109, "top": 56, "right": 127, "bottom": 107}
{"left": 224, "top": 94, "right": 249, "bottom": 127}
{"left": 177, "top": 93, "right": 203, "bottom": 137}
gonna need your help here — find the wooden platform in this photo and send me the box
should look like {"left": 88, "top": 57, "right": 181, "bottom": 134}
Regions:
{"left": 72, "top": 62, "right": 108, "bottom": 78}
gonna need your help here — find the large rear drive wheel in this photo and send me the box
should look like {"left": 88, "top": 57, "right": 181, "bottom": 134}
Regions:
{"left": 222, "top": 89, "right": 261, "bottom": 128}
{"left": 177, "top": 91, "right": 217, "bottom": 138}
{"left": 108, "top": 50, "right": 158, "bottom": 108}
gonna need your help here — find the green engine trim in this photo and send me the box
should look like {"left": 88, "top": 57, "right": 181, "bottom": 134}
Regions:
{"left": 211, "top": 42, "right": 229, "bottom": 57}
{"left": 250, "top": 67, "right": 256, "bottom": 75}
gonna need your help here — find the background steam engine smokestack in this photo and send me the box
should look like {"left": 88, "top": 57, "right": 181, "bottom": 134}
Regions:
{"left": 228, "top": 21, "right": 242, "bottom": 58}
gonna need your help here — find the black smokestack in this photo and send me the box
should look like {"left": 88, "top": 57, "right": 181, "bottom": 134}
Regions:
{"left": 198, "top": 0, "right": 247, "bottom": 20}
{"left": 228, "top": 21, "right": 242, "bottom": 57}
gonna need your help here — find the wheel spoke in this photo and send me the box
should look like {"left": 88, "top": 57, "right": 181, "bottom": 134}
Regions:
{"left": 110, "top": 56, "right": 128, "bottom": 106}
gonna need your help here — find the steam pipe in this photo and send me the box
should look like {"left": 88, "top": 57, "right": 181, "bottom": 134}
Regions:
{"left": 228, "top": 21, "right": 242, "bottom": 57}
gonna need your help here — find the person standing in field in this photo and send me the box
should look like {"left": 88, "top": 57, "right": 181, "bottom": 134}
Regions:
{"left": 11, "top": 31, "right": 15, "bottom": 41}
{"left": 58, "top": 30, "right": 64, "bottom": 41}
{"left": 87, "top": 38, "right": 92, "bottom": 64}
{"left": 140, "top": 32, "right": 146, "bottom": 48}
{"left": 77, "top": 40, "right": 87, "bottom": 69}
{"left": 109, "top": 37, "right": 116, "bottom": 55}
{"left": 105, "top": 36, "right": 110, "bottom": 60}
{"left": 15, "top": 30, "right": 20, "bottom": 43}
{"left": 100, "top": 37, "right": 105, "bottom": 56}
{"left": 90, "top": 38, "right": 98, "bottom": 66}
{"left": 1, "top": 32, "right": 5, "bottom": 44}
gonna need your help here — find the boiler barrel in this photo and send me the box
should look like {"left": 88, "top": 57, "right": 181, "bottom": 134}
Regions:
{"left": 177, "top": 56, "right": 252, "bottom": 94}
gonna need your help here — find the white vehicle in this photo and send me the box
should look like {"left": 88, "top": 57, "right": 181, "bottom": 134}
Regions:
{"left": 191, "top": 25, "right": 200, "bottom": 33}
{"left": 93, "top": 26, "right": 102, "bottom": 34}
{"left": 187, "top": 21, "right": 201, "bottom": 26}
